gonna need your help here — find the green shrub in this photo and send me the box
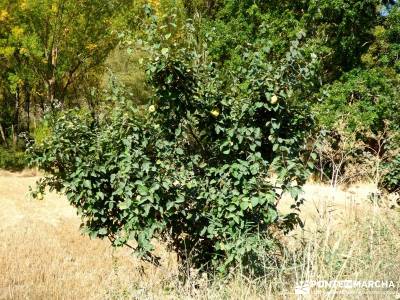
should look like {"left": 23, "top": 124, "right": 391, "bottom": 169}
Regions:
{"left": 28, "top": 16, "right": 317, "bottom": 274}
{"left": 380, "top": 155, "right": 400, "bottom": 193}
{"left": 313, "top": 68, "right": 400, "bottom": 136}
{"left": 0, "top": 147, "right": 26, "bottom": 171}
{"left": 33, "top": 121, "right": 52, "bottom": 147}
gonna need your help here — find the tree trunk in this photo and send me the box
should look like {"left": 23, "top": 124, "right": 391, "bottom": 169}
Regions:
{"left": 11, "top": 125, "right": 17, "bottom": 147}
{"left": 13, "top": 87, "right": 20, "bottom": 147}
{"left": 24, "top": 84, "right": 31, "bottom": 133}
{"left": 48, "top": 47, "right": 58, "bottom": 106}
{"left": 0, "top": 124, "right": 7, "bottom": 147}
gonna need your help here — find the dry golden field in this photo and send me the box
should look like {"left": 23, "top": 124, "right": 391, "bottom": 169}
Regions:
{"left": 0, "top": 170, "right": 399, "bottom": 299}
{"left": 0, "top": 170, "right": 179, "bottom": 300}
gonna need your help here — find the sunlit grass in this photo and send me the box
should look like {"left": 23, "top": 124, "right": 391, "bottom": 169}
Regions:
{"left": 0, "top": 171, "right": 399, "bottom": 299}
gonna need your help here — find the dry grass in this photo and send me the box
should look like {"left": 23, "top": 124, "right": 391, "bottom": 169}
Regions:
{"left": 276, "top": 183, "right": 400, "bottom": 299}
{"left": 0, "top": 170, "right": 399, "bottom": 299}
{"left": 0, "top": 170, "right": 178, "bottom": 300}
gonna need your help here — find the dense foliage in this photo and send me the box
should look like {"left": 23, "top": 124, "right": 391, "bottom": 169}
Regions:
{"left": 0, "top": 0, "right": 133, "bottom": 151}
{"left": 314, "top": 68, "right": 400, "bottom": 136}
{"left": 2, "top": 0, "right": 398, "bottom": 273}
{"left": 29, "top": 13, "right": 320, "bottom": 272}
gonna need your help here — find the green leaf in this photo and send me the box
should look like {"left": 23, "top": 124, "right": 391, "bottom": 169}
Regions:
{"left": 138, "top": 185, "right": 149, "bottom": 196}
{"left": 250, "top": 163, "right": 259, "bottom": 175}
{"left": 240, "top": 201, "right": 249, "bottom": 210}
{"left": 98, "top": 228, "right": 107, "bottom": 235}
{"left": 251, "top": 197, "right": 259, "bottom": 207}
{"left": 83, "top": 180, "right": 91, "bottom": 189}
{"left": 227, "top": 204, "right": 236, "bottom": 212}
{"left": 97, "top": 191, "right": 105, "bottom": 200}
{"left": 232, "top": 215, "right": 240, "bottom": 224}
{"left": 118, "top": 199, "right": 131, "bottom": 210}
{"left": 161, "top": 48, "right": 169, "bottom": 56}
{"left": 176, "top": 195, "right": 185, "bottom": 203}
{"left": 143, "top": 204, "right": 151, "bottom": 216}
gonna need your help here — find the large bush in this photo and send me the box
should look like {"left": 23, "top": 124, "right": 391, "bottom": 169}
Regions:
{"left": 28, "top": 16, "right": 317, "bottom": 273}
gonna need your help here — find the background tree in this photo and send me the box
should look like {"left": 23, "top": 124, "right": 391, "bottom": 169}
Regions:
{"left": 0, "top": 0, "right": 132, "bottom": 153}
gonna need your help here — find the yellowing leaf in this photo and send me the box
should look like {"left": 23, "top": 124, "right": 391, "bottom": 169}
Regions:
{"left": 148, "top": 0, "right": 160, "bottom": 12}
{"left": 20, "top": 47, "right": 29, "bottom": 55}
{"left": 0, "top": 10, "right": 9, "bottom": 22}
{"left": 148, "top": 105, "right": 156, "bottom": 112}
{"left": 0, "top": 46, "right": 15, "bottom": 58}
{"left": 20, "top": 0, "right": 28, "bottom": 10}
{"left": 210, "top": 108, "right": 220, "bottom": 118}
{"left": 85, "top": 43, "right": 98, "bottom": 51}
{"left": 11, "top": 26, "right": 24, "bottom": 38}
{"left": 51, "top": 3, "right": 58, "bottom": 13}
